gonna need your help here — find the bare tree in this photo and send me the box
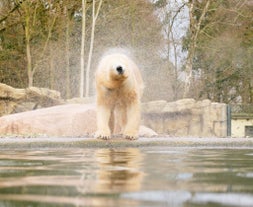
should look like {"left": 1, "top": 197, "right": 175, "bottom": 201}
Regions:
{"left": 23, "top": 2, "right": 33, "bottom": 87}
{"left": 22, "top": 1, "right": 57, "bottom": 87}
{"left": 63, "top": 5, "right": 71, "bottom": 99}
{"left": 183, "top": 0, "right": 210, "bottom": 98}
{"left": 156, "top": 0, "right": 187, "bottom": 100}
{"left": 79, "top": 0, "right": 87, "bottom": 98}
{"left": 85, "top": 0, "right": 103, "bottom": 97}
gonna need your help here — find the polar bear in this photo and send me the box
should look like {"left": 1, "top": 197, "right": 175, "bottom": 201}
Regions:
{"left": 95, "top": 52, "right": 144, "bottom": 140}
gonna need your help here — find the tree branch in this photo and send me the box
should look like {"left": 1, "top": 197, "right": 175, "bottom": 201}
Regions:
{"left": 0, "top": 0, "right": 24, "bottom": 24}
{"left": 170, "top": 3, "right": 187, "bottom": 31}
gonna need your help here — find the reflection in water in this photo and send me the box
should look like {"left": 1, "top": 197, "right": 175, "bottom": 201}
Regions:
{"left": 95, "top": 148, "right": 143, "bottom": 193}
{"left": 78, "top": 148, "right": 143, "bottom": 207}
{"left": 0, "top": 148, "right": 253, "bottom": 206}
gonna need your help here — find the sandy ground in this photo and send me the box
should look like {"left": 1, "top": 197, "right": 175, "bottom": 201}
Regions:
{"left": 0, "top": 137, "right": 253, "bottom": 149}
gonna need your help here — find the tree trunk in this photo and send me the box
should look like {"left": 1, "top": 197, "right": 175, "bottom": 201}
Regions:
{"left": 49, "top": 44, "right": 55, "bottom": 89}
{"left": 85, "top": 0, "right": 103, "bottom": 97}
{"left": 65, "top": 6, "right": 71, "bottom": 99}
{"left": 80, "top": 0, "right": 87, "bottom": 98}
{"left": 25, "top": 10, "right": 33, "bottom": 87}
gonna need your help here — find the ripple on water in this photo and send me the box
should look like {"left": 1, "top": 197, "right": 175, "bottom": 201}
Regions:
{"left": 191, "top": 193, "right": 253, "bottom": 206}
{"left": 237, "top": 172, "right": 253, "bottom": 178}
{"left": 0, "top": 148, "right": 253, "bottom": 207}
{"left": 121, "top": 190, "right": 192, "bottom": 205}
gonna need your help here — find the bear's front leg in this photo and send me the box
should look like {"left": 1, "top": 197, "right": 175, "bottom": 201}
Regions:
{"left": 95, "top": 104, "right": 111, "bottom": 140}
{"left": 123, "top": 101, "right": 140, "bottom": 140}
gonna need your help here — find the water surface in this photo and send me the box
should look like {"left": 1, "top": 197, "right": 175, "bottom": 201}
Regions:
{"left": 0, "top": 147, "right": 253, "bottom": 207}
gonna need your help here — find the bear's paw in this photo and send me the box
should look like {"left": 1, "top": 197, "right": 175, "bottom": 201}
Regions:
{"left": 95, "top": 131, "right": 111, "bottom": 140}
{"left": 124, "top": 132, "right": 138, "bottom": 140}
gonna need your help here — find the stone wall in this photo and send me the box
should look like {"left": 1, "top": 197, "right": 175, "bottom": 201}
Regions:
{"left": 141, "top": 99, "right": 228, "bottom": 137}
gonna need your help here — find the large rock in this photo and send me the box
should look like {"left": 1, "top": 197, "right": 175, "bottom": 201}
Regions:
{"left": 0, "top": 104, "right": 95, "bottom": 137}
{"left": 0, "top": 104, "right": 157, "bottom": 137}
{"left": 0, "top": 83, "right": 63, "bottom": 116}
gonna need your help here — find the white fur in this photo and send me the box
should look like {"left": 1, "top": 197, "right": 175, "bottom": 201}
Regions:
{"left": 95, "top": 53, "right": 144, "bottom": 140}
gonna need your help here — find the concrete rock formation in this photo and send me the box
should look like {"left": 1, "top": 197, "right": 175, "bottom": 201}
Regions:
{"left": 142, "top": 99, "right": 228, "bottom": 137}
{"left": 0, "top": 104, "right": 157, "bottom": 137}
{"left": 0, "top": 83, "right": 63, "bottom": 116}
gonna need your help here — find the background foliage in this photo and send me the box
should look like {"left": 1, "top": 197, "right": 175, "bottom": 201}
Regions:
{"left": 0, "top": 0, "right": 252, "bottom": 103}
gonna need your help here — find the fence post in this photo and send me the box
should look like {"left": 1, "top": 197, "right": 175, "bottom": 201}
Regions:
{"left": 227, "top": 105, "right": 231, "bottom": 137}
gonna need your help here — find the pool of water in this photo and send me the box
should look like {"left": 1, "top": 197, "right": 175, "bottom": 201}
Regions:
{"left": 0, "top": 147, "right": 253, "bottom": 207}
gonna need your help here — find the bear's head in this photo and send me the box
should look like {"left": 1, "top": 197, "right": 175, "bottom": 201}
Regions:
{"left": 104, "top": 54, "right": 130, "bottom": 82}
{"left": 96, "top": 53, "right": 138, "bottom": 90}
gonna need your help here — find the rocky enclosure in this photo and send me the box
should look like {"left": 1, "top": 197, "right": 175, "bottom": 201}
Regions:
{"left": 0, "top": 84, "right": 228, "bottom": 137}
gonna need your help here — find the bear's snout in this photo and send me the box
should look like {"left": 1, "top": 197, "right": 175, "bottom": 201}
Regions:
{"left": 116, "top": 66, "right": 124, "bottom": 74}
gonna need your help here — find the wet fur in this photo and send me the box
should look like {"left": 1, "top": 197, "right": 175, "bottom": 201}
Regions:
{"left": 95, "top": 53, "right": 143, "bottom": 140}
